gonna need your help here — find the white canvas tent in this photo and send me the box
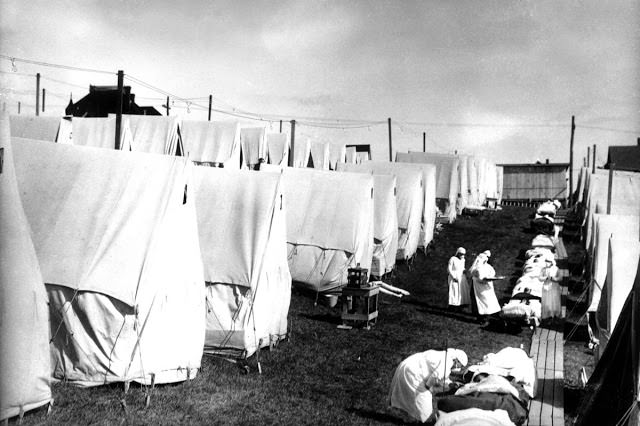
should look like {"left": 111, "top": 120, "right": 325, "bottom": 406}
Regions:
{"left": 266, "top": 132, "right": 289, "bottom": 166}
{"left": 398, "top": 163, "right": 437, "bottom": 248}
{"left": 127, "top": 115, "right": 182, "bottom": 155}
{"left": 371, "top": 175, "right": 399, "bottom": 277}
{"left": 467, "top": 156, "right": 480, "bottom": 207}
{"left": 292, "top": 138, "right": 311, "bottom": 168}
{"left": 9, "top": 115, "right": 61, "bottom": 142}
{"left": 397, "top": 151, "right": 460, "bottom": 222}
{"left": 272, "top": 167, "right": 374, "bottom": 293}
{"left": 181, "top": 120, "right": 240, "bottom": 168}
{"left": 328, "top": 143, "right": 346, "bottom": 170}
{"left": 240, "top": 126, "right": 266, "bottom": 168}
{"left": 338, "top": 161, "right": 423, "bottom": 260}
{"left": 12, "top": 139, "right": 205, "bottom": 387}
{"left": 193, "top": 167, "right": 291, "bottom": 358}
{"left": 595, "top": 237, "right": 640, "bottom": 356}
{"left": 588, "top": 214, "right": 639, "bottom": 312}
{"left": 575, "top": 260, "right": 640, "bottom": 426}
{"left": 67, "top": 116, "right": 133, "bottom": 150}
{"left": 583, "top": 170, "right": 640, "bottom": 250}
{"left": 496, "top": 166, "right": 504, "bottom": 205}
{"left": 1, "top": 117, "right": 52, "bottom": 421}
{"left": 310, "top": 140, "right": 330, "bottom": 170}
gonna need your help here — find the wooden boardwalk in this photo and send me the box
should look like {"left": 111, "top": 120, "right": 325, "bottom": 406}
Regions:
{"left": 526, "top": 236, "right": 568, "bottom": 426}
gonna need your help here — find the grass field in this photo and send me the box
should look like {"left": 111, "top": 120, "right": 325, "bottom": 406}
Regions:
{"left": 21, "top": 207, "right": 544, "bottom": 425}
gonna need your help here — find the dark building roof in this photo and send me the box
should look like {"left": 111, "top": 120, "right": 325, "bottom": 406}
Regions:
{"left": 605, "top": 145, "right": 640, "bottom": 172}
{"left": 65, "top": 85, "right": 161, "bottom": 117}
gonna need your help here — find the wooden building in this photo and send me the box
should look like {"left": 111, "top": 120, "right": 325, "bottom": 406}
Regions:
{"left": 66, "top": 85, "right": 161, "bottom": 117}
{"left": 497, "top": 161, "right": 569, "bottom": 203}
{"left": 604, "top": 143, "right": 640, "bottom": 172}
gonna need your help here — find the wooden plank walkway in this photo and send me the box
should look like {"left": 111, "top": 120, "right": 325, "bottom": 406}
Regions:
{"left": 526, "top": 236, "right": 568, "bottom": 426}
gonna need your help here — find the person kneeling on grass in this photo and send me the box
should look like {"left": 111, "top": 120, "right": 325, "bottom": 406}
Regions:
{"left": 389, "top": 348, "right": 468, "bottom": 423}
{"left": 470, "top": 250, "right": 501, "bottom": 326}
{"left": 447, "top": 247, "right": 470, "bottom": 312}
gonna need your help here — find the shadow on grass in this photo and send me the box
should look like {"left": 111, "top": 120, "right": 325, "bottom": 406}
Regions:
{"left": 347, "top": 407, "right": 412, "bottom": 425}
{"left": 564, "top": 384, "right": 586, "bottom": 422}
{"left": 404, "top": 300, "right": 479, "bottom": 324}
{"left": 300, "top": 312, "right": 342, "bottom": 325}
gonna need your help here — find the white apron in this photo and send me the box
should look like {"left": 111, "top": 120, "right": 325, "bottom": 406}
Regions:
{"left": 473, "top": 263, "right": 501, "bottom": 315}
{"left": 447, "top": 256, "right": 470, "bottom": 306}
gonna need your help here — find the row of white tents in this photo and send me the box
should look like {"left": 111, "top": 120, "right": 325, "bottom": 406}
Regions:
{"left": 572, "top": 165, "right": 640, "bottom": 425}
{"left": 1, "top": 114, "right": 503, "bottom": 421}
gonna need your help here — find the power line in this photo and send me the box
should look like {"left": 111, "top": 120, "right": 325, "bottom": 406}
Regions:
{"left": 0, "top": 54, "right": 114, "bottom": 75}
{"left": 0, "top": 69, "right": 35, "bottom": 77}
{"left": 576, "top": 124, "right": 639, "bottom": 135}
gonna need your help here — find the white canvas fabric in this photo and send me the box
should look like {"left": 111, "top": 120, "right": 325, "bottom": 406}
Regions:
{"left": 127, "top": 115, "right": 181, "bottom": 155}
{"left": 584, "top": 170, "right": 640, "bottom": 250}
{"left": 309, "top": 140, "right": 330, "bottom": 170}
{"left": 467, "top": 156, "right": 480, "bottom": 207}
{"left": 328, "top": 143, "right": 346, "bottom": 170}
{"left": 597, "top": 237, "right": 640, "bottom": 350}
{"left": 400, "top": 163, "right": 437, "bottom": 247}
{"left": 266, "top": 132, "right": 289, "bottom": 166}
{"left": 276, "top": 167, "right": 374, "bottom": 292}
{"left": 9, "top": 115, "right": 61, "bottom": 141}
{"left": 458, "top": 155, "right": 470, "bottom": 212}
{"left": 588, "top": 214, "right": 639, "bottom": 312}
{"left": 192, "top": 167, "right": 291, "bottom": 357}
{"left": 399, "top": 152, "right": 460, "bottom": 222}
{"left": 477, "top": 158, "right": 488, "bottom": 205}
{"left": 13, "top": 139, "right": 205, "bottom": 387}
{"left": 338, "top": 162, "right": 423, "bottom": 260}
{"left": 371, "top": 175, "right": 399, "bottom": 276}
{"left": 1, "top": 117, "right": 52, "bottom": 420}
{"left": 240, "top": 126, "right": 266, "bottom": 168}
{"left": 496, "top": 166, "right": 504, "bottom": 205}
{"left": 345, "top": 146, "right": 357, "bottom": 164}
{"left": 71, "top": 116, "right": 132, "bottom": 150}
{"left": 292, "top": 138, "right": 311, "bottom": 168}
{"left": 181, "top": 120, "right": 240, "bottom": 167}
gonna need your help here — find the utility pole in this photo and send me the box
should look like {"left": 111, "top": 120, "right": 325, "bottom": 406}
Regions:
{"left": 208, "top": 95, "right": 212, "bottom": 121}
{"left": 288, "top": 119, "right": 296, "bottom": 167}
{"left": 387, "top": 117, "right": 393, "bottom": 161}
{"left": 607, "top": 163, "right": 615, "bottom": 214}
{"left": 115, "top": 70, "right": 124, "bottom": 150}
{"left": 569, "top": 115, "right": 575, "bottom": 206}
{"left": 18, "top": 101, "right": 21, "bottom": 114}
{"left": 35, "top": 73, "right": 40, "bottom": 116}
{"left": 42, "top": 88, "right": 46, "bottom": 113}
{"left": 592, "top": 144, "right": 596, "bottom": 174}
{"left": 423, "top": 132, "right": 426, "bottom": 152}
{"left": 163, "top": 96, "right": 170, "bottom": 116}
{"left": 587, "top": 146, "right": 590, "bottom": 168}
{"left": 279, "top": 120, "right": 282, "bottom": 133}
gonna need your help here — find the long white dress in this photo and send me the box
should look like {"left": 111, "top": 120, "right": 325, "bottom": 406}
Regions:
{"left": 447, "top": 256, "right": 470, "bottom": 306}
{"left": 472, "top": 263, "right": 501, "bottom": 315}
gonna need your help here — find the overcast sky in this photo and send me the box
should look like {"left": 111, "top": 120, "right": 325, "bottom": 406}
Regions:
{"left": 1, "top": 0, "right": 638, "bottom": 165}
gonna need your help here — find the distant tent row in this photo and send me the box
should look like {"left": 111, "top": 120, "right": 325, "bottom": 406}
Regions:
{"left": 572, "top": 163, "right": 640, "bottom": 426}
{"left": 396, "top": 152, "right": 502, "bottom": 222}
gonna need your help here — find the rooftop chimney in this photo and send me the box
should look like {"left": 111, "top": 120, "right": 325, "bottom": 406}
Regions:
{"left": 546, "top": 159, "right": 549, "bottom": 164}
